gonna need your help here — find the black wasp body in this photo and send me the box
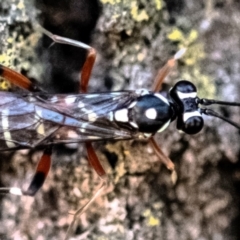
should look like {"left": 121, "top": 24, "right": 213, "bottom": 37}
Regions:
{"left": 0, "top": 79, "right": 205, "bottom": 151}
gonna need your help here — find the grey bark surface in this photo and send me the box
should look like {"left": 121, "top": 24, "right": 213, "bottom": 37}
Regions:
{"left": 0, "top": 0, "right": 240, "bottom": 240}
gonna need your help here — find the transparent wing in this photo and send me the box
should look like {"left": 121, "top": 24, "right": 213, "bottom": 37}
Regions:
{"left": 0, "top": 91, "right": 138, "bottom": 150}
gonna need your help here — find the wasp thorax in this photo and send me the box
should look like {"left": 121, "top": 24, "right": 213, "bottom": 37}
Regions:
{"left": 127, "top": 94, "right": 173, "bottom": 133}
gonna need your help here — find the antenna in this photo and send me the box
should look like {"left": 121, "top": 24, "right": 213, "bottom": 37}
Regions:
{"left": 198, "top": 98, "right": 240, "bottom": 107}
{"left": 197, "top": 97, "right": 240, "bottom": 130}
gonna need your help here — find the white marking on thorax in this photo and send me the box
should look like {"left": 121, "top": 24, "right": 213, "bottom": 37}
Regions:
{"left": 145, "top": 108, "right": 157, "bottom": 120}
{"left": 158, "top": 119, "right": 171, "bottom": 133}
{"left": 65, "top": 96, "right": 77, "bottom": 105}
{"left": 177, "top": 91, "right": 197, "bottom": 99}
{"left": 183, "top": 111, "right": 201, "bottom": 122}
{"left": 1, "top": 109, "right": 16, "bottom": 148}
{"left": 154, "top": 93, "right": 169, "bottom": 105}
{"left": 114, "top": 109, "right": 129, "bottom": 122}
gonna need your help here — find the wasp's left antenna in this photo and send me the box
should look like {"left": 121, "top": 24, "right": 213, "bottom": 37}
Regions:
{"left": 198, "top": 97, "right": 240, "bottom": 130}
{"left": 198, "top": 98, "right": 240, "bottom": 107}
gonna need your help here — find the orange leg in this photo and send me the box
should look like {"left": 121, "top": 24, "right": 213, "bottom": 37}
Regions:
{"left": 149, "top": 137, "right": 174, "bottom": 171}
{"left": 152, "top": 48, "right": 186, "bottom": 92}
{"left": 149, "top": 48, "right": 187, "bottom": 171}
{"left": 0, "top": 65, "right": 52, "bottom": 196}
{"left": 38, "top": 26, "right": 106, "bottom": 177}
{"left": 0, "top": 64, "right": 34, "bottom": 91}
{"left": 1, "top": 148, "right": 52, "bottom": 197}
{"left": 23, "top": 147, "right": 52, "bottom": 196}
{"left": 0, "top": 142, "right": 52, "bottom": 196}
{"left": 39, "top": 28, "right": 108, "bottom": 238}
{"left": 80, "top": 48, "right": 97, "bottom": 93}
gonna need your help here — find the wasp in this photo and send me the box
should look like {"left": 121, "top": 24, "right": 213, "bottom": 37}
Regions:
{"left": 0, "top": 27, "right": 240, "bottom": 239}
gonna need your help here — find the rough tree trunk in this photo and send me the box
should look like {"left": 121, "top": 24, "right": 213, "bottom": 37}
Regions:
{"left": 0, "top": 0, "right": 240, "bottom": 239}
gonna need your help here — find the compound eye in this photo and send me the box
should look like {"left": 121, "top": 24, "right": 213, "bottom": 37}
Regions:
{"left": 182, "top": 116, "right": 204, "bottom": 134}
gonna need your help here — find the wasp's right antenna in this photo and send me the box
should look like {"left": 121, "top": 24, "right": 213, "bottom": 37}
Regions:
{"left": 200, "top": 108, "right": 240, "bottom": 130}
{"left": 198, "top": 98, "right": 240, "bottom": 107}
{"left": 196, "top": 97, "right": 240, "bottom": 129}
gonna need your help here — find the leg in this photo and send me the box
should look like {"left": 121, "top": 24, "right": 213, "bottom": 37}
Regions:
{"left": 42, "top": 27, "right": 107, "bottom": 174}
{"left": 149, "top": 137, "right": 174, "bottom": 171}
{"left": 66, "top": 46, "right": 107, "bottom": 238}
{"left": 149, "top": 137, "right": 177, "bottom": 184}
{"left": 152, "top": 48, "right": 186, "bottom": 92}
{"left": 149, "top": 49, "right": 186, "bottom": 172}
{"left": 64, "top": 180, "right": 106, "bottom": 240}
{"left": 79, "top": 48, "right": 96, "bottom": 93}
{"left": 0, "top": 147, "right": 52, "bottom": 196}
{"left": 41, "top": 27, "right": 109, "bottom": 237}
{"left": 0, "top": 65, "right": 37, "bottom": 91}
{"left": 38, "top": 26, "right": 97, "bottom": 94}
{"left": 0, "top": 63, "right": 53, "bottom": 196}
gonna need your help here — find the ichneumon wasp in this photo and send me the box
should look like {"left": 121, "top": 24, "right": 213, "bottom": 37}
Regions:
{"left": 0, "top": 27, "right": 240, "bottom": 239}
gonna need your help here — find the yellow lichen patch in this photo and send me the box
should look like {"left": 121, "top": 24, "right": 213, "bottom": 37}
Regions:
{"left": 168, "top": 27, "right": 215, "bottom": 99}
{"left": 100, "top": 0, "right": 121, "bottom": 4}
{"left": 188, "top": 29, "right": 198, "bottom": 43}
{"left": 168, "top": 28, "right": 206, "bottom": 77}
{"left": 0, "top": 53, "right": 15, "bottom": 67}
{"left": 184, "top": 43, "right": 205, "bottom": 66}
{"left": 0, "top": 78, "right": 11, "bottom": 91}
{"left": 181, "top": 68, "right": 216, "bottom": 99}
{"left": 168, "top": 28, "right": 199, "bottom": 47}
{"left": 155, "top": 0, "right": 163, "bottom": 10}
{"left": 147, "top": 215, "right": 160, "bottom": 226}
{"left": 0, "top": 55, "right": 6, "bottom": 63}
{"left": 167, "top": 28, "right": 185, "bottom": 42}
{"left": 17, "top": 0, "right": 25, "bottom": 9}
{"left": 130, "top": 1, "right": 149, "bottom": 22}
{"left": 142, "top": 208, "right": 160, "bottom": 226}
